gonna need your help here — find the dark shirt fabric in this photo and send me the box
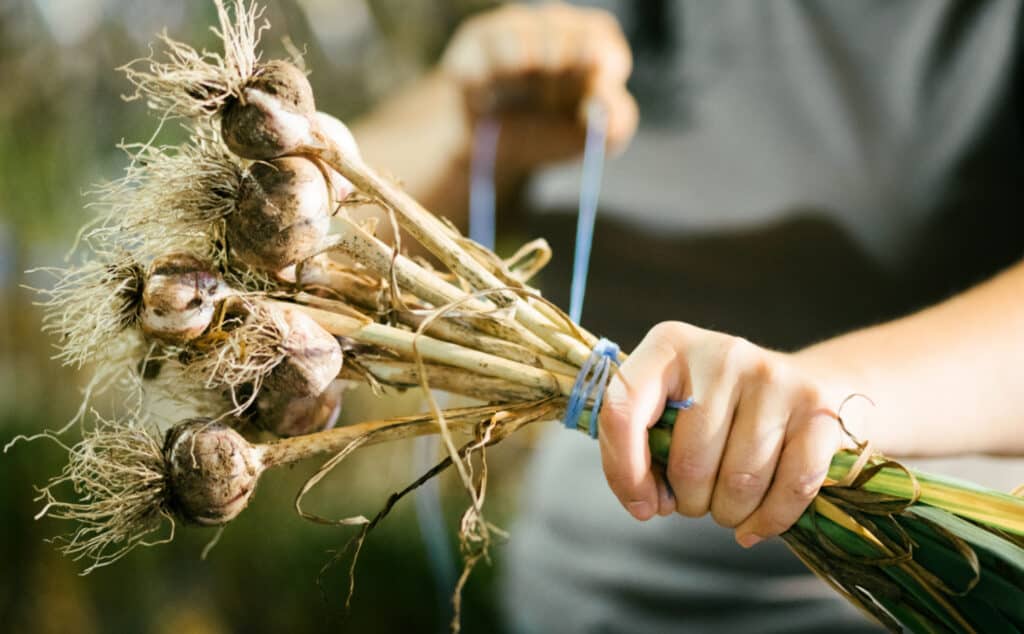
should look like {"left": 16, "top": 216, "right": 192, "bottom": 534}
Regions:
{"left": 503, "top": 1, "right": 1024, "bottom": 632}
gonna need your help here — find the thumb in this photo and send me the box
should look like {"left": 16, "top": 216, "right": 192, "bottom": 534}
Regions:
{"left": 581, "top": 85, "right": 638, "bottom": 157}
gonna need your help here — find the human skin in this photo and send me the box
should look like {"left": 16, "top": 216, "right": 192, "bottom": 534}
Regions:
{"left": 598, "top": 259, "right": 1024, "bottom": 547}
{"left": 341, "top": 3, "right": 1024, "bottom": 550}
{"left": 350, "top": 3, "right": 637, "bottom": 229}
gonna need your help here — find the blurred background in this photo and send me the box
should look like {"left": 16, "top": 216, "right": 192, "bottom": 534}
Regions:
{"left": 0, "top": 1, "right": 529, "bottom": 632}
{"left": 6, "top": 2, "right": 1024, "bottom": 633}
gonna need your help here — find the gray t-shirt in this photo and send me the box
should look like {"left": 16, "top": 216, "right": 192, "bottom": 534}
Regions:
{"left": 504, "top": 2, "right": 1024, "bottom": 632}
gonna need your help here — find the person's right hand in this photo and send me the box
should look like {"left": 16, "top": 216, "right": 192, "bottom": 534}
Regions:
{"left": 440, "top": 3, "right": 638, "bottom": 171}
{"left": 598, "top": 321, "right": 858, "bottom": 548}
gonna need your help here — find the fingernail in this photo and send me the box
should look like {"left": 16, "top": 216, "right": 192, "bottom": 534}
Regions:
{"left": 627, "top": 500, "right": 654, "bottom": 521}
{"left": 737, "top": 533, "right": 763, "bottom": 549}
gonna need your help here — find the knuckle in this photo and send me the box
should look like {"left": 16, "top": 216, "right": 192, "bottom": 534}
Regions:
{"left": 709, "top": 472, "right": 767, "bottom": 527}
{"left": 789, "top": 471, "right": 825, "bottom": 500}
{"left": 749, "top": 356, "right": 779, "bottom": 384}
{"left": 598, "top": 396, "right": 631, "bottom": 429}
{"left": 635, "top": 322, "right": 686, "bottom": 366}
{"left": 719, "top": 336, "right": 753, "bottom": 373}
{"left": 709, "top": 504, "right": 743, "bottom": 528}
{"left": 648, "top": 320, "right": 688, "bottom": 344}
{"left": 723, "top": 470, "right": 768, "bottom": 495}
{"left": 666, "top": 456, "right": 714, "bottom": 487}
{"left": 796, "top": 383, "right": 825, "bottom": 407}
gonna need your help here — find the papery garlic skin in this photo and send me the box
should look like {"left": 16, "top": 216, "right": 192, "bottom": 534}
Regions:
{"left": 311, "top": 111, "right": 359, "bottom": 202}
{"left": 259, "top": 379, "right": 345, "bottom": 437}
{"left": 140, "top": 254, "right": 228, "bottom": 344}
{"left": 254, "top": 304, "right": 344, "bottom": 436}
{"left": 221, "top": 60, "right": 315, "bottom": 159}
{"left": 266, "top": 303, "right": 343, "bottom": 396}
{"left": 230, "top": 156, "right": 332, "bottom": 270}
{"left": 163, "top": 419, "right": 260, "bottom": 526}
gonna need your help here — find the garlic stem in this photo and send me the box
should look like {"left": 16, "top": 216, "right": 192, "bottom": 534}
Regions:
{"left": 322, "top": 214, "right": 560, "bottom": 356}
{"left": 292, "top": 291, "right": 576, "bottom": 376}
{"left": 339, "top": 357, "right": 550, "bottom": 403}
{"left": 306, "top": 136, "right": 593, "bottom": 366}
{"left": 254, "top": 405, "right": 521, "bottom": 468}
{"left": 283, "top": 302, "right": 575, "bottom": 396}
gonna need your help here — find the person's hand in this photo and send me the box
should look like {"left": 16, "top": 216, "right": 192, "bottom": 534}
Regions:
{"left": 599, "top": 321, "right": 854, "bottom": 547}
{"left": 440, "top": 3, "right": 637, "bottom": 170}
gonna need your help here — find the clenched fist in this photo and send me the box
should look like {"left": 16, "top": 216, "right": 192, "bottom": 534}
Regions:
{"left": 441, "top": 3, "right": 638, "bottom": 170}
{"left": 599, "top": 321, "right": 860, "bottom": 548}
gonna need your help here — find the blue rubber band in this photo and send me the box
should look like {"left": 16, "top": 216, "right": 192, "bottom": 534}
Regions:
{"left": 563, "top": 337, "right": 620, "bottom": 437}
{"left": 568, "top": 102, "right": 609, "bottom": 324}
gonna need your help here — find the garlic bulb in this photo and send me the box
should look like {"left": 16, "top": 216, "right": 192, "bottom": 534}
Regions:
{"left": 164, "top": 419, "right": 260, "bottom": 525}
{"left": 230, "top": 156, "right": 332, "bottom": 270}
{"left": 221, "top": 60, "right": 315, "bottom": 160}
{"left": 140, "top": 253, "right": 227, "bottom": 343}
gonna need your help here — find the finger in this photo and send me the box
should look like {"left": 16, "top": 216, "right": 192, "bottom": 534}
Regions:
{"left": 578, "top": 9, "right": 632, "bottom": 88}
{"left": 584, "top": 84, "right": 638, "bottom": 156}
{"left": 655, "top": 470, "right": 677, "bottom": 517}
{"left": 485, "top": 9, "right": 539, "bottom": 76}
{"left": 598, "top": 322, "right": 689, "bottom": 521}
{"left": 734, "top": 410, "right": 840, "bottom": 546}
{"left": 709, "top": 374, "right": 788, "bottom": 528}
{"left": 666, "top": 337, "right": 746, "bottom": 517}
{"left": 535, "top": 6, "right": 586, "bottom": 113}
{"left": 536, "top": 3, "right": 582, "bottom": 73}
{"left": 441, "top": 22, "right": 490, "bottom": 84}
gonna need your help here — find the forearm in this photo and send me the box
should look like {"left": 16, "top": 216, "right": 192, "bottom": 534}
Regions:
{"left": 794, "top": 260, "right": 1024, "bottom": 457}
{"left": 350, "top": 72, "right": 470, "bottom": 221}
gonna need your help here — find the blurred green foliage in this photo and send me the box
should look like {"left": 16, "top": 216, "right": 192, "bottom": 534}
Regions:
{"left": 0, "top": 1, "right": 517, "bottom": 632}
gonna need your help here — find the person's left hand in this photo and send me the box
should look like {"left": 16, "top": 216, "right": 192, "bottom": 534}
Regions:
{"left": 598, "top": 321, "right": 853, "bottom": 547}
{"left": 440, "top": 3, "right": 637, "bottom": 171}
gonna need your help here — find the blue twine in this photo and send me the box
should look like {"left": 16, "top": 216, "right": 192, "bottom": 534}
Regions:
{"left": 667, "top": 396, "right": 695, "bottom": 410}
{"left": 560, "top": 105, "right": 696, "bottom": 437}
{"left": 468, "top": 118, "right": 501, "bottom": 249}
{"left": 409, "top": 117, "right": 503, "bottom": 620}
{"left": 563, "top": 347, "right": 696, "bottom": 438}
{"left": 563, "top": 337, "right": 620, "bottom": 437}
{"left": 568, "top": 101, "right": 609, "bottom": 323}
{"left": 411, "top": 430, "right": 456, "bottom": 609}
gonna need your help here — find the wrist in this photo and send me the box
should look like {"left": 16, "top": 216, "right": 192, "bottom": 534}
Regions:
{"left": 790, "top": 346, "right": 876, "bottom": 451}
